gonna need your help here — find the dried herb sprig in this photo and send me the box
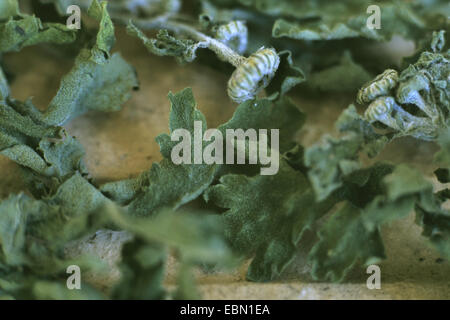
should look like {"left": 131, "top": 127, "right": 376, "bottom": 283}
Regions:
{"left": 0, "top": 0, "right": 449, "bottom": 300}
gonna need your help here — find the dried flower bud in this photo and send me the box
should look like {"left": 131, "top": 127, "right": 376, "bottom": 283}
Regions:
{"left": 227, "top": 48, "right": 280, "bottom": 103}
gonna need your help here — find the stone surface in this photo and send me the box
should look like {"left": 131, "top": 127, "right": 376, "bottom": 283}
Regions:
{"left": 1, "top": 28, "right": 449, "bottom": 299}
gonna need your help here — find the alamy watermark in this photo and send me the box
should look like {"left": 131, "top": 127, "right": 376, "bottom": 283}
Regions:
{"left": 66, "top": 5, "right": 81, "bottom": 30}
{"left": 366, "top": 264, "right": 381, "bottom": 289}
{"left": 170, "top": 121, "right": 280, "bottom": 175}
{"left": 66, "top": 265, "right": 81, "bottom": 290}
{"left": 367, "top": 5, "right": 381, "bottom": 30}
{"left": 66, "top": 4, "right": 381, "bottom": 31}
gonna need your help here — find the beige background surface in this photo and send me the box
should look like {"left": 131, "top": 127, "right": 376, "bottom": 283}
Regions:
{"left": 1, "top": 28, "right": 449, "bottom": 299}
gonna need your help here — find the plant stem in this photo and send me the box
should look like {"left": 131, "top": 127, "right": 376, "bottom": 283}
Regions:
{"left": 115, "top": 15, "right": 247, "bottom": 68}
{"left": 162, "top": 21, "right": 247, "bottom": 67}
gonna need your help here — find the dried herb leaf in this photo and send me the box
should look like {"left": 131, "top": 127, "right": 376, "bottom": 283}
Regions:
{"left": 0, "top": 0, "right": 76, "bottom": 54}
{"left": 102, "top": 88, "right": 304, "bottom": 215}
{"left": 204, "top": 160, "right": 335, "bottom": 281}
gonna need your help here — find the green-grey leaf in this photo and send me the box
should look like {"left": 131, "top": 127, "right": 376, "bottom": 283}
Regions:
{"left": 42, "top": 52, "right": 138, "bottom": 126}
{"left": 103, "top": 88, "right": 304, "bottom": 215}
{"left": 0, "top": 16, "right": 76, "bottom": 54}
{"left": 204, "top": 160, "right": 335, "bottom": 281}
{"left": 309, "top": 202, "right": 385, "bottom": 282}
{"left": 127, "top": 23, "right": 205, "bottom": 64}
